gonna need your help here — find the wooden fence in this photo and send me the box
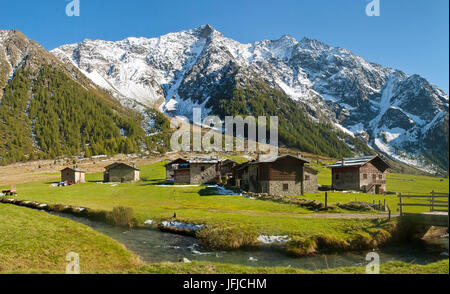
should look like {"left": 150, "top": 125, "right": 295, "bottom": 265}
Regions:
{"left": 398, "top": 191, "right": 449, "bottom": 216}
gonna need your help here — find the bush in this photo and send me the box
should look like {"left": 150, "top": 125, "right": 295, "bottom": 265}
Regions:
{"left": 196, "top": 226, "right": 259, "bottom": 250}
{"left": 286, "top": 236, "right": 318, "bottom": 256}
{"left": 315, "top": 234, "right": 349, "bottom": 252}
{"left": 108, "top": 206, "right": 136, "bottom": 227}
{"left": 85, "top": 208, "right": 110, "bottom": 223}
{"left": 350, "top": 232, "right": 373, "bottom": 250}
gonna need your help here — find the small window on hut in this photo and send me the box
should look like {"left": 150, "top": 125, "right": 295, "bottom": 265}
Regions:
{"left": 363, "top": 174, "right": 368, "bottom": 180}
{"left": 305, "top": 175, "right": 310, "bottom": 180}
{"left": 335, "top": 174, "right": 340, "bottom": 180}
{"left": 378, "top": 174, "right": 383, "bottom": 180}
{"left": 372, "top": 174, "right": 377, "bottom": 180}
{"left": 283, "top": 184, "right": 289, "bottom": 191}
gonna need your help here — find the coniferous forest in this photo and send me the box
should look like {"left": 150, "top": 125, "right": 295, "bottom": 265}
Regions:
{"left": 0, "top": 65, "right": 171, "bottom": 165}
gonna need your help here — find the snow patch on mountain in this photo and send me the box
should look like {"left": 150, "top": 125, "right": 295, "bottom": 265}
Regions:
{"left": 51, "top": 25, "right": 449, "bottom": 173}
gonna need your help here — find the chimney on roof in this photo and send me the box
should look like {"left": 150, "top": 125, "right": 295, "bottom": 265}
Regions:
{"left": 297, "top": 153, "right": 303, "bottom": 159}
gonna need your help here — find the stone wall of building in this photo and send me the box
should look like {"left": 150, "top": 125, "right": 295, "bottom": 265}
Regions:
{"left": 190, "top": 163, "right": 217, "bottom": 185}
{"left": 76, "top": 172, "right": 85, "bottom": 184}
{"left": 107, "top": 168, "right": 139, "bottom": 182}
{"left": 61, "top": 171, "right": 75, "bottom": 183}
{"left": 303, "top": 172, "right": 318, "bottom": 193}
{"left": 266, "top": 180, "right": 302, "bottom": 196}
{"left": 61, "top": 170, "right": 85, "bottom": 184}
{"left": 166, "top": 167, "right": 174, "bottom": 180}
{"left": 332, "top": 167, "right": 360, "bottom": 191}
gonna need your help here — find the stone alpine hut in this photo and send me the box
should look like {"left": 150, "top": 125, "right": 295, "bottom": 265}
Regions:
{"left": 104, "top": 162, "right": 140, "bottom": 183}
{"left": 329, "top": 155, "right": 390, "bottom": 194}
{"left": 61, "top": 167, "right": 85, "bottom": 184}
{"left": 173, "top": 156, "right": 220, "bottom": 185}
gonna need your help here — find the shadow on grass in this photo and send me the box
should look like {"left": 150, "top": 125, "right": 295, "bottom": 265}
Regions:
{"left": 198, "top": 188, "right": 223, "bottom": 196}
{"left": 140, "top": 179, "right": 175, "bottom": 186}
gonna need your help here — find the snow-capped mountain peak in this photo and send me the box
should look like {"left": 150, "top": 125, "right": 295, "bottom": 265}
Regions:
{"left": 51, "top": 25, "right": 449, "bottom": 174}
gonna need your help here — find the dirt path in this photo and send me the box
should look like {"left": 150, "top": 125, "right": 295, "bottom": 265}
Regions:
{"left": 209, "top": 208, "right": 399, "bottom": 219}
{"left": 294, "top": 212, "right": 400, "bottom": 219}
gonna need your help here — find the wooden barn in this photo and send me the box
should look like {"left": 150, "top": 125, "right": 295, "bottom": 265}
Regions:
{"left": 61, "top": 167, "right": 85, "bottom": 184}
{"left": 165, "top": 158, "right": 188, "bottom": 180}
{"left": 233, "top": 161, "right": 251, "bottom": 190}
{"left": 104, "top": 162, "right": 140, "bottom": 183}
{"left": 173, "top": 156, "right": 220, "bottom": 185}
{"left": 235, "top": 155, "right": 318, "bottom": 196}
{"left": 219, "top": 159, "right": 238, "bottom": 178}
{"left": 329, "top": 155, "right": 390, "bottom": 194}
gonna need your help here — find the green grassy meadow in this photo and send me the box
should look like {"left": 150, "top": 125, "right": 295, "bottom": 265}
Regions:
{"left": 2, "top": 161, "right": 387, "bottom": 239}
{"left": 0, "top": 204, "right": 141, "bottom": 273}
{"left": 308, "top": 162, "right": 449, "bottom": 194}
{"left": 1, "top": 161, "right": 448, "bottom": 238}
{"left": 0, "top": 160, "right": 448, "bottom": 274}
{"left": 307, "top": 162, "right": 449, "bottom": 214}
{"left": 117, "top": 259, "right": 449, "bottom": 274}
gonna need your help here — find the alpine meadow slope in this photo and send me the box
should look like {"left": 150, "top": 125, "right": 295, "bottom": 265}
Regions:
{"left": 52, "top": 25, "right": 449, "bottom": 174}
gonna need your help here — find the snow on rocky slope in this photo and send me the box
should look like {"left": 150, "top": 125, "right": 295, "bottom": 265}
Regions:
{"left": 51, "top": 25, "right": 449, "bottom": 173}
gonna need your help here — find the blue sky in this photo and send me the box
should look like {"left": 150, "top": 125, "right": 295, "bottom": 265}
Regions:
{"left": 1, "top": 0, "right": 448, "bottom": 92}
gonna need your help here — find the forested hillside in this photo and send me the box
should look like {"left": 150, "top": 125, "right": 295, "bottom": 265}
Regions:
{"left": 208, "top": 77, "right": 374, "bottom": 158}
{"left": 0, "top": 30, "right": 172, "bottom": 165}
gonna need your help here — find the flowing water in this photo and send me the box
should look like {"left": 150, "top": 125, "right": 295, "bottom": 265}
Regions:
{"left": 53, "top": 212, "right": 449, "bottom": 270}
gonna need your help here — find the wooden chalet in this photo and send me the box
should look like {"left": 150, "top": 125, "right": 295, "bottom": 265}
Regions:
{"left": 234, "top": 155, "right": 318, "bottom": 196}
{"left": 165, "top": 158, "right": 189, "bottom": 180}
{"left": 329, "top": 155, "right": 390, "bottom": 194}
{"left": 219, "top": 159, "right": 238, "bottom": 178}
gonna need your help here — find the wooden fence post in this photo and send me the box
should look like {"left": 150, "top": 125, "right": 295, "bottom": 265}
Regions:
{"left": 384, "top": 199, "right": 386, "bottom": 211}
{"left": 399, "top": 193, "right": 403, "bottom": 216}
{"left": 325, "top": 192, "right": 328, "bottom": 209}
{"left": 431, "top": 190, "right": 435, "bottom": 212}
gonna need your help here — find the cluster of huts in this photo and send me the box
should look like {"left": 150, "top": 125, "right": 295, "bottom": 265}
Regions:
{"left": 165, "top": 154, "right": 319, "bottom": 195}
{"left": 61, "top": 162, "right": 140, "bottom": 184}
{"left": 60, "top": 154, "right": 389, "bottom": 196}
{"left": 165, "top": 154, "right": 389, "bottom": 196}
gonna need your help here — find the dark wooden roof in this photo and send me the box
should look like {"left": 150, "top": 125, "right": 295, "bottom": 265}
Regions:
{"left": 304, "top": 166, "right": 319, "bottom": 175}
{"left": 234, "top": 161, "right": 252, "bottom": 171}
{"left": 221, "top": 159, "right": 237, "bottom": 165}
{"left": 164, "top": 158, "right": 189, "bottom": 167}
{"left": 61, "top": 167, "right": 85, "bottom": 173}
{"left": 250, "top": 154, "right": 310, "bottom": 165}
{"left": 104, "top": 162, "right": 140, "bottom": 171}
{"left": 329, "top": 155, "right": 390, "bottom": 171}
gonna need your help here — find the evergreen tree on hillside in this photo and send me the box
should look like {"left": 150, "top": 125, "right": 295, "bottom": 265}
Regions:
{"left": 0, "top": 65, "right": 171, "bottom": 166}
